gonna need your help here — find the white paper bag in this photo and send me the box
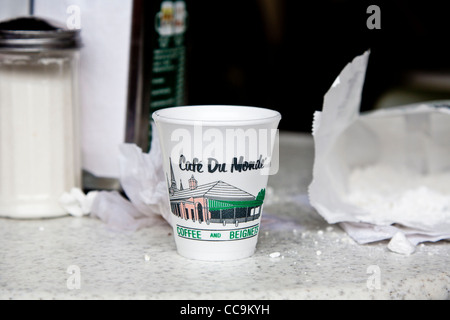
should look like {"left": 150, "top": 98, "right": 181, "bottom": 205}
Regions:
{"left": 308, "top": 51, "right": 450, "bottom": 253}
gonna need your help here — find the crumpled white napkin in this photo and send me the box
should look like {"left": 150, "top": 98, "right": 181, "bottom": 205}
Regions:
{"left": 59, "top": 188, "right": 98, "bottom": 218}
{"left": 60, "top": 124, "right": 172, "bottom": 231}
{"left": 308, "top": 50, "right": 450, "bottom": 254}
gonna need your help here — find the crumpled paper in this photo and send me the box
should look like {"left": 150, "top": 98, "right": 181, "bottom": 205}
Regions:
{"left": 60, "top": 124, "right": 172, "bottom": 231}
{"left": 308, "top": 50, "right": 450, "bottom": 254}
{"left": 59, "top": 188, "right": 98, "bottom": 218}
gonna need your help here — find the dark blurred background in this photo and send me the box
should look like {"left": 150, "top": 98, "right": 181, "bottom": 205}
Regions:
{"left": 185, "top": 0, "right": 450, "bottom": 132}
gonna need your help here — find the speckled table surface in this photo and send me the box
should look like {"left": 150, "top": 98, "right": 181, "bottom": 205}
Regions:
{"left": 1, "top": 132, "right": 449, "bottom": 300}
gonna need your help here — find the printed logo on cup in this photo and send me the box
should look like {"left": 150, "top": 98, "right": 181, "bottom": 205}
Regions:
{"left": 165, "top": 123, "right": 278, "bottom": 240}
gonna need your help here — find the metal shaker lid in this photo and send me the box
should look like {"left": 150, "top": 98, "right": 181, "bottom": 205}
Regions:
{"left": 0, "top": 16, "right": 81, "bottom": 52}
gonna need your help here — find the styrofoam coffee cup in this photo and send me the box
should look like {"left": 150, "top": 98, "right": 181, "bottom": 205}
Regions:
{"left": 152, "top": 105, "right": 281, "bottom": 261}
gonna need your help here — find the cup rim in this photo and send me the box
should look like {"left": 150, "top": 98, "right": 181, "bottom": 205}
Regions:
{"left": 152, "top": 105, "right": 281, "bottom": 126}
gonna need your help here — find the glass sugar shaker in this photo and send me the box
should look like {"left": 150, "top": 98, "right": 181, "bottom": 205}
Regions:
{"left": 0, "top": 17, "right": 82, "bottom": 218}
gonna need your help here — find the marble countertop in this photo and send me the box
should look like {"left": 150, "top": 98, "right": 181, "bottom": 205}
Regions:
{"left": 1, "top": 132, "right": 449, "bottom": 300}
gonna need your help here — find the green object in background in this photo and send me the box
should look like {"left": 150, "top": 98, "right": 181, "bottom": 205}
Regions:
{"left": 126, "top": 0, "right": 188, "bottom": 152}
{"left": 147, "top": 0, "right": 188, "bottom": 151}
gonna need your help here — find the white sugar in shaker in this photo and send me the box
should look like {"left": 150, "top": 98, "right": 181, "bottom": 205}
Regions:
{"left": 0, "top": 17, "right": 82, "bottom": 218}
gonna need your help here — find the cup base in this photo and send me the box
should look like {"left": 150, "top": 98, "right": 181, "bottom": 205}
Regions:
{"left": 177, "top": 246, "right": 256, "bottom": 261}
{"left": 175, "top": 236, "right": 258, "bottom": 261}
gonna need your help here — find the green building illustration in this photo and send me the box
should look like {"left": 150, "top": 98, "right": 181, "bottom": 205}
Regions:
{"left": 167, "top": 162, "right": 265, "bottom": 226}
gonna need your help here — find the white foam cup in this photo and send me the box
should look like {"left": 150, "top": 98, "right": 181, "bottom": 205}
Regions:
{"left": 153, "top": 105, "right": 281, "bottom": 261}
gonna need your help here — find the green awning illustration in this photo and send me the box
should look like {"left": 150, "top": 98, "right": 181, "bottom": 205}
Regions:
{"left": 208, "top": 189, "right": 265, "bottom": 211}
